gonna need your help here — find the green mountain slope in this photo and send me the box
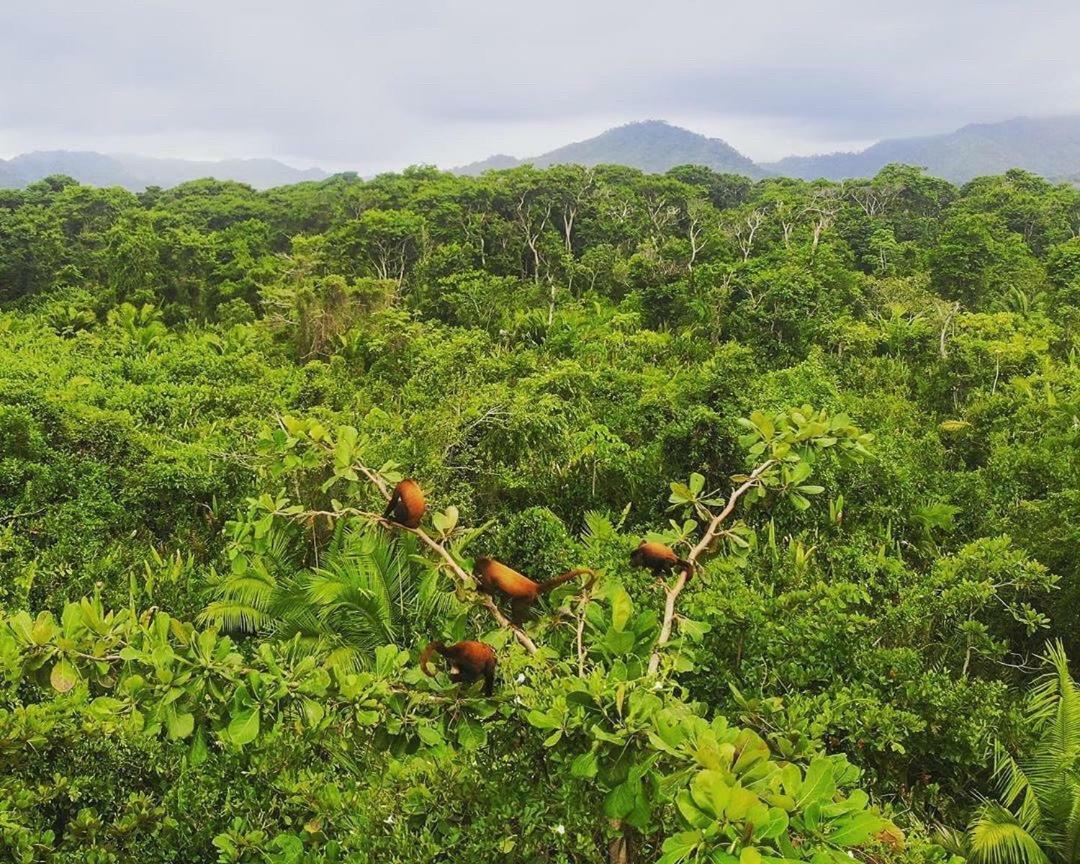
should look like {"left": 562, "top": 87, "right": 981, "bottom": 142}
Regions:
{"left": 765, "top": 115, "right": 1080, "bottom": 182}
{"left": 455, "top": 120, "right": 766, "bottom": 177}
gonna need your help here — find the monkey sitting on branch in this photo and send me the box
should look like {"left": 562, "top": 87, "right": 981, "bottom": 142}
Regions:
{"left": 383, "top": 478, "right": 426, "bottom": 529}
{"left": 630, "top": 541, "right": 693, "bottom": 579}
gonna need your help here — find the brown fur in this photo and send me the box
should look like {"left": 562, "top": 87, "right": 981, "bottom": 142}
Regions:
{"left": 630, "top": 541, "right": 692, "bottom": 578}
{"left": 420, "top": 640, "right": 497, "bottom": 695}
{"left": 383, "top": 479, "right": 426, "bottom": 529}
{"left": 473, "top": 557, "right": 594, "bottom": 621}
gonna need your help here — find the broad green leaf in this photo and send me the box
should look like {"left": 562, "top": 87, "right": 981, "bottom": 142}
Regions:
{"left": 571, "top": 750, "right": 599, "bottom": 778}
{"left": 457, "top": 718, "right": 487, "bottom": 751}
{"left": 796, "top": 758, "right": 837, "bottom": 808}
{"left": 228, "top": 708, "right": 260, "bottom": 746}
{"left": 657, "top": 830, "right": 701, "bottom": 864}
{"left": 526, "top": 710, "right": 560, "bottom": 730}
{"left": 690, "top": 770, "right": 731, "bottom": 818}
{"left": 50, "top": 659, "right": 79, "bottom": 693}
{"left": 611, "top": 585, "right": 633, "bottom": 632}
{"left": 826, "top": 811, "right": 883, "bottom": 846}
{"left": 167, "top": 710, "right": 194, "bottom": 740}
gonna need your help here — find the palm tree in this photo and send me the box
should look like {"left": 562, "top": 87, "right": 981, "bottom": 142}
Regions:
{"left": 200, "top": 521, "right": 457, "bottom": 669}
{"left": 945, "top": 641, "right": 1080, "bottom": 864}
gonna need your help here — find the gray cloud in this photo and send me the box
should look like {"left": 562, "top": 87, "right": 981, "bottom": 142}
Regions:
{"left": 3, "top": 0, "right": 1079, "bottom": 170}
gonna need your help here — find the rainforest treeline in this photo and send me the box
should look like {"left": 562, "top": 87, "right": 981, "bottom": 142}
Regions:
{"left": 0, "top": 163, "right": 1078, "bottom": 863}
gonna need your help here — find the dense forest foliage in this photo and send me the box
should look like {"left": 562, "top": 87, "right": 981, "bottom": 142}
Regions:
{"left": 0, "top": 161, "right": 1078, "bottom": 864}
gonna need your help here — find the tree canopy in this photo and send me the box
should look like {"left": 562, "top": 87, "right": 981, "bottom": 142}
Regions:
{"left": 0, "top": 161, "right": 1077, "bottom": 863}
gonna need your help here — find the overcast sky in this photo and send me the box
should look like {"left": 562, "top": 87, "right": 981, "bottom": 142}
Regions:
{"left": 3, "top": 0, "right": 1079, "bottom": 172}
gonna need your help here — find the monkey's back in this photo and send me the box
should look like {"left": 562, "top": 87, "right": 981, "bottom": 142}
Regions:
{"left": 390, "top": 479, "right": 426, "bottom": 528}
{"left": 639, "top": 542, "right": 680, "bottom": 566}
{"left": 476, "top": 558, "right": 540, "bottom": 601}
{"left": 452, "top": 640, "right": 497, "bottom": 670}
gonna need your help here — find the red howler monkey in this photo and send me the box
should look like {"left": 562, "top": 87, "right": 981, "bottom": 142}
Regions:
{"left": 420, "top": 640, "right": 497, "bottom": 696}
{"left": 630, "top": 541, "right": 693, "bottom": 578}
{"left": 383, "top": 479, "right": 426, "bottom": 529}
{"left": 473, "top": 557, "right": 595, "bottom": 621}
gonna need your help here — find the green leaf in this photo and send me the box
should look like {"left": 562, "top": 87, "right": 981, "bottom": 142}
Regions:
{"left": 611, "top": 585, "right": 633, "bottom": 632}
{"left": 826, "top": 811, "right": 883, "bottom": 846}
{"left": 658, "top": 830, "right": 701, "bottom": 864}
{"left": 604, "top": 780, "right": 639, "bottom": 819}
{"left": 228, "top": 708, "right": 260, "bottom": 746}
{"left": 725, "top": 785, "right": 760, "bottom": 821}
{"left": 457, "top": 718, "right": 487, "bottom": 751}
{"left": 167, "top": 710, "right": 194, "bottom": 740}
{"left": 571, "top": 750, "right": 599, "bottom": 778}
{"left": 189, "top": 727, "right": 208, "bottom": 765}
{"left": 795, "top": 759, "right": 837, "bottom": 808}
{"left": 526, "top": 710, "right": 560, "bottom": 730}
{"left": 50, "top": 659, "right": 79, "bottom": 693}
{"left": 301, "top": 698, "right": 325, "bottom": 727}
{"left": 690, "top": 770, "right": 731, "bottom": 818}
{"left": 417, "top": 722, "right": 444, "bottom": 746}
{"left": 754, "top": 807, "right": 789, "bottom": 840}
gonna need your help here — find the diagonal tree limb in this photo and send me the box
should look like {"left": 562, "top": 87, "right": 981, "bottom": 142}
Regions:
{"left": 648, "top": 460, "right": 775, "bottom": 675}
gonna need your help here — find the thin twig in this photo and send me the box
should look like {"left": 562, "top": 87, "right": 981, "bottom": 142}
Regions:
{"left": 0, "top": 508, "right": 45, "bottom": 523}
{"left": 648, "top": 460, "right": 774, "bottom": 675}
{"left": 575, "top": 585, "right": 593, "bottom": 677}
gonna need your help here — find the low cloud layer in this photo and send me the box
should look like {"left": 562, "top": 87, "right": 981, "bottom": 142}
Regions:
{"left": 4, "top": 0, "right": 1079, "bottom": 172}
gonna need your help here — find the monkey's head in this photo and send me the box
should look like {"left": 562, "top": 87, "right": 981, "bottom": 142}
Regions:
{"left": 472, "top": 556, "right": 492, "bottom": 574}
{"left": 629, "top": 544, "right": 646, "bottom": 566}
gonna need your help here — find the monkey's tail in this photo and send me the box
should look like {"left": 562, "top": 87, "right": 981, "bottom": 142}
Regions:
{"left": 538, "top": 568, "right": 596, "bottom": 595}
{"left": 420, "top": 641, "right": 443, "bottom": 677}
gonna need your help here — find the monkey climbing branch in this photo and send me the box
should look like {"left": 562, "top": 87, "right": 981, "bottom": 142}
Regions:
{"left": 647, "top": 460, "right": 775, "bottom": 675}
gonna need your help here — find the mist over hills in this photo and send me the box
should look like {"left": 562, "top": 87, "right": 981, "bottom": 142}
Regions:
{"left": 4, "top": 115, "right": 1080, "bottom": 190}
{"left": 0, "top": 151, "right": 327, "bottom": 190}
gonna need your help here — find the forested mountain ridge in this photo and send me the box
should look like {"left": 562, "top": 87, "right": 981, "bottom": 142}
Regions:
{"left": 459, "top": 114, "right": 1080, "bottom": 183}
{"left": 454, "top": 119, "right": 767, "bottom": 177}
{"left": 765, "top": 114, "right": 1080, "bottom": 182}
{"left": 7, "top": 114, "right": 1080, "bottom": 192}
{"left": 0, "top": 162, "right": 1078, "bottom": 863}
{"left": 0, "top": 149, "right": 328, "bottom": 190}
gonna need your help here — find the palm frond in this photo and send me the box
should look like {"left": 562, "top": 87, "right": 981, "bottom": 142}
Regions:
{"left": 968, "top": 802, "right": 1049, "bottom": 864}
{"left": 202, "top": 520, "right": 461, "bottom": 667}
{"left": 198, "top": 600, "right": 273, "bottom": 634}
{"left": 993, "top": 743, "right": 1043, "bottom": 832}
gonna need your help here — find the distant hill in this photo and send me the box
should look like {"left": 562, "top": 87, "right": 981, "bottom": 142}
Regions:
{"left": 764, "top": 115, "right": 1080, "bottom": 183}
{"left": 454, "top": 120, "right": 766, "bottom": 178}
{"left": 8, "top": 114, "right": 1080, "bottom": 192}
{"left": 0, "top": 151, "right": 328, "bottom": 190}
